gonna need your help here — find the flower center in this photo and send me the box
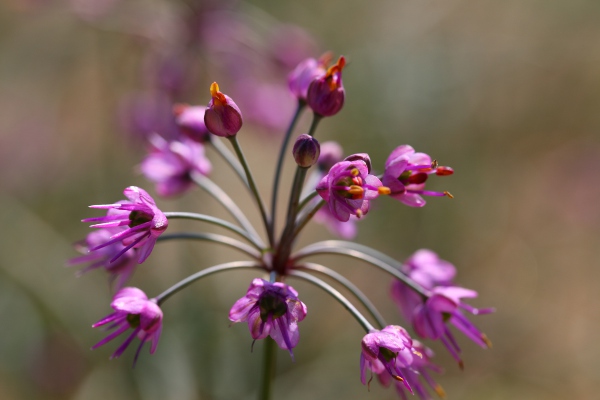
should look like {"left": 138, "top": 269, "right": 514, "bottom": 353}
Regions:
{"left": 258, "top": 293, "right": 288, "bottom": 321}
{"left": 129, "top": 210, "right": 153, "bottom": 227}
{"left": 127, "top": 313, "right": 140, "bottom": 328}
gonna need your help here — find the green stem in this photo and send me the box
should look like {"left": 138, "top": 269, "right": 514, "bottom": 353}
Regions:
{"left": 163, "top": 212, "right": 262, "bottom": 249}
{"left": 292, "top": 241, "right": 431, "bottom": 297}
{"left": 269, "top": 101, "right": 305, "bottom": 240}
{"left": 228, "top": 136, "right": 273, "bottom": 247}
{"left": 258, "top": 337, "right": 276, "bottom": 400}
{"left": 155, "top": 261, "right": 264, "bottom": 304}
{"left": 295, "top": 263, "right": 387, "bottom": 329}
{"left": 297, "top": 190, "right": 319, "bottom": 213}
{"left": 209, "top": 135, "right": 249, "bottom": 186}
{"left": 191, "top": 172, "right": 264, "bottom": 247}
{"left": 157, "top": 232, "right": 262, "bottom": 260}
{"left": 289, "top": 270, "right": 374, "bottom": 332}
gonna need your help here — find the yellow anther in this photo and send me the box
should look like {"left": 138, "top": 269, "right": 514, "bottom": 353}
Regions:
{"left": 434, "top": 384, "right": 447, "bottom": 398}
{"left": 350, "top": 168, "right": 359, "bottom": 176}
{"left": 392, "top": 374, "right": 404, "bottom": 382}
{"left": 378, "top": 186, "right": 391, "bottom": 195}
{"left": 482, "top": 333, "right": 493, "bottom": 348}
{"left": 210, "top": 82, "right": 219, "bottom": 97}
{"left": 210, "top": 82, "right": 226, "bottom": 104}
{"left": 355, "top": 209, "right": 363, "bottom": 218}
{"left": 444, "top": 191, "right": 454, "bottom": 199}
{"left": 412, "top": 349, "right": 423, "bottom": 358}
{"left": 348, "top": 185, "right": 364, "bottom": 196}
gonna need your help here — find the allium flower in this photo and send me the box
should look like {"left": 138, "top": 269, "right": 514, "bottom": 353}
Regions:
{"left": 68, "top": 228, "right": 137, "bottom": 289}
{"left": 360, "top": 325, "right": 418, "bottom": 391}
{"left": 382, "top": 145, "right": 454, "bottom": 207}
{"left": 140, "top": 134, "right": 212, "bottom": 197}
{"left": 92, "top": 287, "right": 163, "bottom": 364}
{"left": 288, "top": 54, "right": 329, "bottom": 101}
{"left": 307, "top": 56, "right": 346, "bottom": 117}
{"left": 316, "top": 155, "right": 384, "bottom": 221}
{"left": 204, "top": 82, "right": 243, "bottom": 137}
{"left": 292, "top": 134, "right": 320, "bottom": 168}
{"left": 392, "top": 250, "right": 493, "bottom": 365}
{"left": 229, "top": 279, "right": 307, "bottom": 359}
{"left": 173, "top": 104, "right": 210, "bottom": 143}
{"left": 82, "top": 186, "right": 168, "bottom": 264}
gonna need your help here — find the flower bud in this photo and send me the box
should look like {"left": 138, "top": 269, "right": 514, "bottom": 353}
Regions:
{"left": 204, "top": 82, "right": 243, "bottom": 137}
{"left": 288, "top": 52, "right": 331, "bottom": 101}
{"left": 292, "top": 134, "right": 320, "bottom": 168}
{"left": 173, "top": 104, "right": 210, "bottom": 143}
{"left": 307, "top": 56, "right": 346, "bottom": 117}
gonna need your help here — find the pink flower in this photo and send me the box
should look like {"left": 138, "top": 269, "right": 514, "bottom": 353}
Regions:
{"left": 82, "top": 186, "right": 168, "bottom": 264}
{"left": 382, "top": 145, "right": 454, "bottom": 207}
{"left": 229, "top": 279, "right": 307, "bottom": 359}
{"left": 316, "top": 155, "right": 383, "bottom": 221}
{"left": 204, "top": 82, "right": 243, "bottom": 137}
{"left": 174, "top": 104, "right": 210, "bottom": 143}
{"left": 288, "top": 54, "right": 329, "bottom": 101}
{"left": 307, "top": 56, "right": 346, "bottom": 117}
{"left": 140, "top": 134, "right": 211, "bottom": 197}
{"left": 92, "top": 287, "right": 163, "bottom": 365}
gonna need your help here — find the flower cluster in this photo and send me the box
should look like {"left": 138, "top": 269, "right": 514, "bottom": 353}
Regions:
{"left": 71, "top": 44, "right": 492, "bottom": 399}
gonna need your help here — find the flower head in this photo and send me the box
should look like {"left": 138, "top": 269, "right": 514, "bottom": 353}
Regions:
{"left": 316, "top": 155, "right": 384, "bottom": 221}
{"left": 292, "top": 134, "right": 320, "bottom": 168}
{"left": 392, "top": 250, "right": 493, "bottom": 365}
{"left": 173, "top": 104, "right": 211, "bottom": 143}
{"left": 68, "top": 228, "right": 137, "bottom": 289}
{"left": 307, "top": 56, "right": 346, "bottom": 117}
{"left": 82, "top": 186, "right": 168, "bottom": 264}
{"left": 140, "top": 134, "right": 211, "bottom": 197}
{"left": 229, "top": 279, "right": 307, "bottom": 360}
{"left": 382, "top": 145, "right": 454, "bottom": 207}
{"left": 92, "top": 287, "right": 163, "bottom": 365}
{"left": 360, "top": 325, "right": 418, "bottom": 392}
{"left": 204, "top": 82, "right": 243, "bottom": 137}
{"left": 288, "top": 53, "right": 330, "bottom": 101}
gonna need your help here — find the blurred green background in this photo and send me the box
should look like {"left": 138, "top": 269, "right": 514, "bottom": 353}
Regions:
{"left": 1, "top": 0, "right": 599, "bottom": 399}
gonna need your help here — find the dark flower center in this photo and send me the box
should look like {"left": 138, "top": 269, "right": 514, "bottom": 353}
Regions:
{"left": 127, "top": 313, "right": 141, "bottom": 328}
{"left": 129, "top": 210, "right": 153, "bottom": 227}
{"left": 258, "top": 293, "right": 288, "bottom": 321}
{"left": 379, "top": 347, "right": 397, "bottom": 363}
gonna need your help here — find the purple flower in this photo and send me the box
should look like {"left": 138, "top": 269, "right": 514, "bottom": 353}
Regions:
{"left": 82, "top": 186, "right": 168, "bottom": 264}
{"left": 307, "top": 56, "right": 346, "bottom": 117}
{"left": 360, "top": 325, "right": 418, "bottom": 392}
{"left": 140, "top": 134, "right": 212, "bottom": 197}
{"left": 288, "top": 53, "right": 329, "bottom": 101}
{"left": 314, "top": 206, "right": 358, "bottom": 239}
{"left": 317, "top": 140, "right": 344, "bottom": 172}
{"left": 382, "top": 145, "right": 454, "bottom": 207}
{"left": 174, "top": 104, "right": 211, "bottom": 143}
{"left": 391, "top": 250, "right": 493, "bottom": 365}
{"left": 377, "top": 341, "right": 445, "bottom": 400}
{"left": 68, "top": 228, "right": 137, "bottom": 289}
{"left": 292, "top": 134, "right": 320, "bottom": 168}
{"left": 92, "top": 287, "right": 163, "bottom": 364}
{"left": 316, "top": 155, "right": 384, "bottom": 221}
{"left": 229, "top": 279, "right": 307, "bottom": 359}
{"left": 204, "top": 82, "right": 243, "bottom": 137}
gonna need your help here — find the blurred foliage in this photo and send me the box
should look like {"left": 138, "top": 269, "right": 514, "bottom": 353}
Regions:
{"left": 1, "top": 0, "right": 599, "bottom": 399}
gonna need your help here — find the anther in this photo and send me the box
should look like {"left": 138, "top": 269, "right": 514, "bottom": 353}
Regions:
{"left": 434, "top": 384, "right": 447, "bottom": 398}
{"left": 350, "top": 168, "right": 359, "bottom": 177}
{"left": 392, "top": 374, "right": 404, "bottom": 382}
{"left": 431, "top": 159, "right": 438, "bottom": 169}
{"left": 444, "top": 191, "right": 454, "bottom": 199}
{"left": 482, "top": 333, "right": 493, "bottom": 348}
{"left": 355, "top": 209, "right": 363, "bottom": 218}
{"left": 378, "top": 186, "right": 391, "bottom": 195}
{"left": 348, "top": 185, "right": 364, "bottom": 198}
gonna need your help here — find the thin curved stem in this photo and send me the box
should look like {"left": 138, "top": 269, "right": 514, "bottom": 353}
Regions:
{"left": 291, "top": 241, "right": 430, "bottom": 297}
{"left": 228, "top": 136, "right": 273, "bottom": 247}
{"left": 156, "top": 261, "right": 264, "bottom": 304}
{"left": 292, "top": 199, "right": 325, "bottom": 239}
{"left": 157, "top": 232, "right": 262, "bottom": 260}
{"left": 209, "top": 135, "right": 248, "bottom": 186}
{"left": 164, "top": 212, "right": 262, "bottom": 250}
{"left": 190, "top": 172, "right": 265, "bottom": 248}
{"left": 288, "top": 270, "right": 374, "bottom": 332}
{"left": 269, "top": 101, "right": 305, "bottom": 241}
{"left": 297, "top": 190, "right": 319, "bottom": 213}
{"left": 295, "top": 262, "right": 387, "bottom": 329}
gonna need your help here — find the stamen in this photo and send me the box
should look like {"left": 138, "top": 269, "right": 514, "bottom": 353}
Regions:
{"left": 481, "top": 333, "right": 493, "bottom": 348}
{"left": 412, "top": 348, "right": 423, "bottom": 358}
{"left": 348, "top": 185, "right": 364, "bottom": 198}
{"left": 392, "top": 374, "right": 404, "bottom": 382}
{"left": 431, "top": 159, "right": 438, "bottom": 169}
{"left": 355, "top": 209, "right": 363, "bottom": 218}
{"left": 378, "top": 186, "right": 391, "bottom": 195}
{"left": 434, "top": 384, "right": 447, "bottom": 398}
{"left": 436, "top": 166, "right": 454, "bottom": 176}
{"left": 210, "top": 82, "right": 227, "bottom": 104}
{"left": 444, "top": 191, "right": 454, "bottom": 199}
{"left": 350, "top": 168, "right": 359, "bottom": 177}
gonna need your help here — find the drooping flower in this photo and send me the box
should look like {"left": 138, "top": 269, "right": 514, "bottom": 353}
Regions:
{"left": 173, "top": 104, "right": 210, "bottom": 143}
{"left": 377, "top": 341, "right": 445, "bottom": 400}
{"left": 82, "top": 186, "right": 168, "bottom": 264}
{"left": 68, "top": 228, "right": 137, "bottom": 290}
{"left": 92, "top": 287, "right": 163, "bottom": 365}
{"left": 229, "top": 279, "right": 307, "bottom": 359}
{"left": 306, "top": 56, "right": 346, "bottom": 117}
{"left": 140, "top": 134, "right": 212, "bottom": 197}
{"left": 288, "top": 53, "right": 330, "bottom": 101}
{"left": 316, "top": 155, "right": 385, "bottom": 221}
{"left": 204, "top": 82, "right": 243, "bottom": 137}
{"left": 391, "top": 250, "right": 493, "bottom": 365}
{"left": 360, "top": 325, "right": 418, "bottom": 392}
{"left": 382, "top": 145, "right": 454, "bottom": 207}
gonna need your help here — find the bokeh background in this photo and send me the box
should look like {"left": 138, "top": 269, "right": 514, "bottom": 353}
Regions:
{"left": 1, "top": 0, "right": 599, "bottom": 399}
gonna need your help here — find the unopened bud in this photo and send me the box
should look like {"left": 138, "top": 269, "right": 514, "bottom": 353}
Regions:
{"left": 204, "top": 82, "right": 243, "bottom": 137}
{"left": 292, "top": 134, "right": 320, "bottom": 168}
